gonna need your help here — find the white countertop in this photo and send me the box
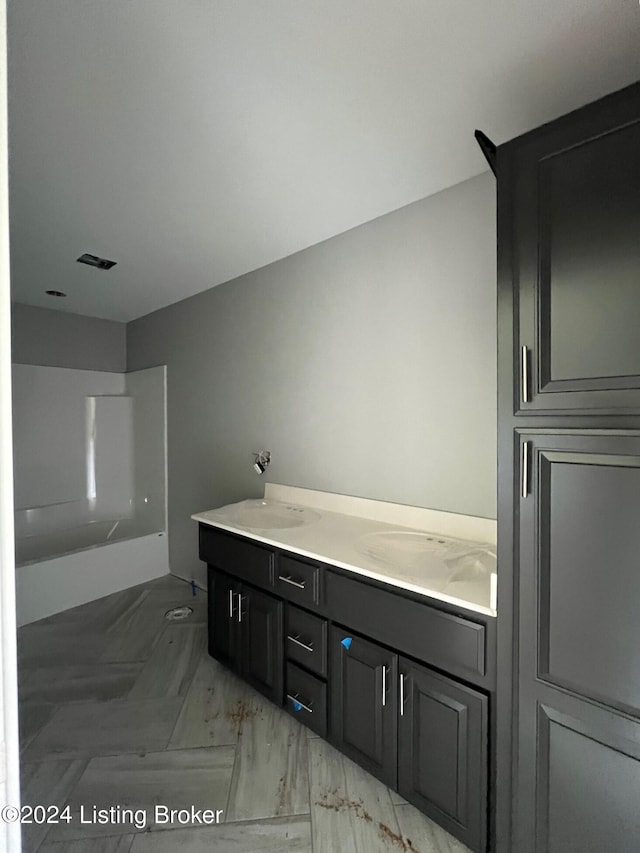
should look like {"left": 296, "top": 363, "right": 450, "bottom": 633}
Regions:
{"left": 192, "top": 486, "right": 497, "bottom": 617}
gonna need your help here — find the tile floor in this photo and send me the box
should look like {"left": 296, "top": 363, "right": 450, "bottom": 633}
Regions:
{"left": 18, "top": 575, "right": 471, "bottom": 853}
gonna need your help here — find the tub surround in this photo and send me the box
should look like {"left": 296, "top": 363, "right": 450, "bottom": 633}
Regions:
{"left": 192, "top": 485, "right": 497, "bottom": 617}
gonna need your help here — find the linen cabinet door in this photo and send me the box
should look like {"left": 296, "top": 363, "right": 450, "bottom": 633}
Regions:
{"left": 329, "top": 626, "right": 397, "bottom": 789}
{"left": 514, "top": 431, "right": 640, "bottom": 853}
{"left": 240, "top": 585, "right": 283, "bottom": 705}
{"left": 208, "top": 567, "right": 241, "bottom": 672}
{"left": 510, "top": 84, "right": 640, "bottom": 414}
{"left": 398, "top": 658, "right": 488, "bottom": 853}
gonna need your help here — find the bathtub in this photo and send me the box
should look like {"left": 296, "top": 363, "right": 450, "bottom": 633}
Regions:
{"left": 14, "top": 502, "right": 169, "bottom": 626}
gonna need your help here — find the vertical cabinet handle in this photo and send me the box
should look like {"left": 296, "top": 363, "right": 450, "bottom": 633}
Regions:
{"left": 228, "top": 589, "right": 234, "bottom": 619}
{"left": 237, "top": 593, "right": 245, "bottom": 623}
{"left": 399, "top": 673, "right": 405, "bottom": 717}
{"left": 521, "top": 345, "right": 529, "bottom": 404}
{"left": 521, "top": 441, "right": 530, "bottom": 499}
{"left": 381, "top": 665, "right": 387, "bottom": 707}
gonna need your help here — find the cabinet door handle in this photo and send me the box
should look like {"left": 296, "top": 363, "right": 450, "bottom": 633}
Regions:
{"left": 399, "top": 673, "right": 406, "bottom": 717}
{"left": 228, "top": 589, "right": 234, "bottom": 619}
{"left": 287, "top": 693, "right": 313, "bottom": 714}
{"left": 521, "top": 441, "right": 530, "bottom": 499}
{"left": 382, "top": 665, "right": 387, "bottom": 707}
{"left": 237, "top": 593, "right": 245, "bottom": 623}
{"left": 521, "top": 345, "right": 529, "bottom": 404}
{"left": 287, "top": 634, "right": 314, "bottom": 653}
{"left": 278, "top": 575, "right": 306, "bottom": 590}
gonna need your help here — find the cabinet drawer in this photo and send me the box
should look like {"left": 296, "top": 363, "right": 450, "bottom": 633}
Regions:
{"left": 285, "top": 662, "right": 327, "bottom": 738}
{"left": 325, "top": 570, "right": 486, "bottom": 683}
{"left": 275, "top": 554, "right": 321, "bottom": 607}
{"left": 199, "top": 525, "right": 273, "bottom": 590}
{"left": 285, "top": 605, "right": 327, "bottom": 677}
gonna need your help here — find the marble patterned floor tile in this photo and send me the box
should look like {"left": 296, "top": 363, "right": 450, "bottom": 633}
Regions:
{"left": 20, "top": 663, "right": 144, "bottom": 704}
{"left": 339, "top": 748, "right": 405, "bottom": 852}
{"left": 39, "top": 834, "right": 134, "bottom": 853}
{"left": 307, "top": 738, "right": 357, "bottom": 853}
{"left": 226, "top": 694, "right": 310, "bottom": 822}
{"left": 99, "top": 594, "right": 168, "bottom": 663}
{"left": 128, "top": 624, "right": 206, "bottom": 700}
{"left": 17, "top": 623, "right": 109, "bottom": 668}
{"left": 309, "top": 738, "right": 410, "bottom": 853}
{"left": 46, "top": 746, "right": 235, "bottom": 841}
{"left": 44, "top": 586, "right": 151, "bottom": 633}
{"left": 168, "top": 655, "right": 250, "bottom": 750}
{"left": 129, "top": 815, "right": 312, "bottom": 852}
{"left": 22, "top": 697, "right": 184, "bottom": 761}
{"left": 20, "top": 758, "right": 87, "bottom": 853}
{"left": 19, "top": 702, "right": 57, "bottom": 753}
{"left": 393, "top": 803, "right": 472, "bottom": 853}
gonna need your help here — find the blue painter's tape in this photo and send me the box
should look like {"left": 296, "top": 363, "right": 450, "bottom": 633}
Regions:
{"left": 293, "top": 702, "right": 302, "bottom": 712}
{"left": 341, "top": 637, "right": 353, "bottom": 650}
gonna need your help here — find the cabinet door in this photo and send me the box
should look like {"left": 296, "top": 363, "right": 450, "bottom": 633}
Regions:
{"left": 208, "top": 567, "right": 240, "bottom": 671}
{"left": 398, "top": 658, "right": 487, "bottom": 853}
{"left": 329, "top": 626, "right": 397, "bottom": 789}
{"left": 515, "top": 431, "right": 640, "bottom": 853}
{"left": 240, "top": 585, "right": 283, "bottom": 705}
{"left": 509, "top": 83, "right": 640, "bottom": 414}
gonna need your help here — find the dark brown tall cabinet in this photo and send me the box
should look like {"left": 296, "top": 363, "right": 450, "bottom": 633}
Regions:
{"left": 497, "top": 81, "right": 640, "bottom": 853}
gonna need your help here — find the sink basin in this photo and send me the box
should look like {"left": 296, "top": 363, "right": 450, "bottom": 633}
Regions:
{"left": 356, "top": 530, "right": 495, "bottom": 588}
{"left": 357, "top": 531, "right": 453, "bottom": 569}
{"left": 229, "top": 500, "right": 321, "bottom": 531}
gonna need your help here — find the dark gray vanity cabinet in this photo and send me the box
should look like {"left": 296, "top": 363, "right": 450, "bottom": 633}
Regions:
{"left": 328, "top": 614, "right": 489, "bottom": 852}
{"left": 201, "top": 524, "right": 494, "bottom": 852}
{"left": 329, "top": 625, "right": 489, "bottom": 853}
{"left": 497, "top": 80, "right": 640, "bottom": 853}
{"left": 509, "top": 82, "right": 640, "bottom": 416}
{"left": 398, "top": 659, "right": 488, "bottom": 853}
{"left": 329, "top": 626, "right": 398, "bottom": 789}
{"left": 207, "top": 566, "right": 283, "bottom": 704}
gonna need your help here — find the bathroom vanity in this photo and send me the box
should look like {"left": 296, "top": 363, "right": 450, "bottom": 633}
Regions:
{"left": 193, "top": 487, "right": 497, "bottom": 853}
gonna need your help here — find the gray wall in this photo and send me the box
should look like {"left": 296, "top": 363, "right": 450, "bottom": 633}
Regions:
{"left": 127, "top": 172, "right": 497, "bottom": 585}
{"left": 11, "top": 303, "right": 126, "bottom": 371}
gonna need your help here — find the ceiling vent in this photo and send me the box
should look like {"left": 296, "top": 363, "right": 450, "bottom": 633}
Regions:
{"left": 77, "top": 253, "right": 117, "bottom": 270}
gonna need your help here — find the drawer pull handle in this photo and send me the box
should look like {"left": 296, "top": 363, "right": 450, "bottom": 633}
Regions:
{"left": 287, "top": 634, "right": 314, "bottom": 653}
{"left": 287, "top": 692, "right": 313, "bottom": 714}
{"left": 278, "top": 575, "right": 306, "bottom": 590}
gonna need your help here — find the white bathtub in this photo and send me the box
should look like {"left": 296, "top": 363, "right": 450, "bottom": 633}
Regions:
{"left": 14, "top": 503, "right": 169, "bottom": 626}
{"left": 15, "top": 516, "right": 161, "bottom": 566}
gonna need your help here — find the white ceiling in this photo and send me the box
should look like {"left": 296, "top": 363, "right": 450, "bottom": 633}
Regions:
{"left": 7, "top": 0, "right": 640, "bottom": 322}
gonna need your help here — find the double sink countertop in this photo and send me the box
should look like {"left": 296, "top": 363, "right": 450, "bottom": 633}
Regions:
{"left": 192, "top": 484, "right": 497, "bottom": 617}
